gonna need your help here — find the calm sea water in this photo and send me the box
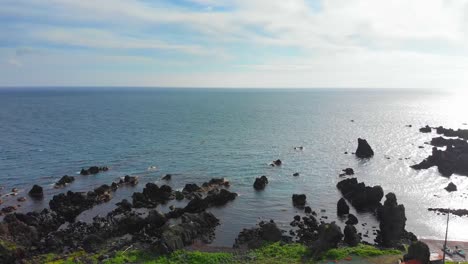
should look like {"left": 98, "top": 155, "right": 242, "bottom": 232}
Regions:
{"left": 0, "top": 88, "right": 467, "bottom": 246}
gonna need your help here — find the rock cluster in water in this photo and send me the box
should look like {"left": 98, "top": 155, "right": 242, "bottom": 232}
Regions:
{"left": 412, "top": 126, "right": 468, "bottom": 177}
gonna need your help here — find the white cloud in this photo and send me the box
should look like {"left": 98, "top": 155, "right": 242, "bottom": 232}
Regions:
{"left": 2, "top": 0, "right": 468, "bottom": 88}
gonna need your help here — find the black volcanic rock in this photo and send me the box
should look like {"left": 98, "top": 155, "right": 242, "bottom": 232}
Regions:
{"left": 345, "top": 213, "right": 358, "bottom": 225}
{"left": 234, "top": 220, "right": 285, "bottom": 249}
{"left": 28, "top": 185, "right": 43, "bottom": 199}
{"left": 444, "top": 182, "right": 457, "bottom": 192}
{"left": 376, "top": 193, "right": 407, "bottom": 247}
{"left": 253, "top": 176, "right": 268, "bottom": 190}
{"left": 411, "top": 146, "right": 468, "bottom": 177}
{"left": 419, "top": 125, "right": 432, "bottom": 133}
{"left": 162, "top": 174, "right": 172, "bottom": 181}
{"left": 55, "top": 175, "right": 75, "bottom": 188}
{"left": 337, "top": 198, "right": 349, "bottom": 216}
{"left": 309, "top": 222, "right": 343, "bottom": 257}
{"left": 292, "top": 194, "right": 307, "bottom": 207}
{"left": 342, "top": 168, "right": 354, "bottom": 175}
{"left": 336, "top": 178, "right": 383, "bottom": 211}
{"left": 344, "top": 224, "right": 360, "bottom": 246}
{"left": 356, "top": 138, "right": 374, "bottom": 158}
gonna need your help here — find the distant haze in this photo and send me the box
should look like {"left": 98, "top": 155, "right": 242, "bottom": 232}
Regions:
{"left": 1, "top": 0, "right": 468, "bottom": 89}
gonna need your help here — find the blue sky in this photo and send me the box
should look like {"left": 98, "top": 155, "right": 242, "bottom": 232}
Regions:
{"left": 1, "top": 0, "right": 468, "bottom": 88}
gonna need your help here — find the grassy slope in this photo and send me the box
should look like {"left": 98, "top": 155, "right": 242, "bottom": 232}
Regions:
{"left": 24, "top": 243, "right": 413, "bottom": 264}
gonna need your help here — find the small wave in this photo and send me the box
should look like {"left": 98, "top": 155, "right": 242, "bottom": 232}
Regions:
{"left": 147, "top": 166, "right": 158, "bottom": 171}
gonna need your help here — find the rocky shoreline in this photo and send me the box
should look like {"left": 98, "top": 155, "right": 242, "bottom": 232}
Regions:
{"left": 0, "top": 130, "right": 466, "bottom": 263}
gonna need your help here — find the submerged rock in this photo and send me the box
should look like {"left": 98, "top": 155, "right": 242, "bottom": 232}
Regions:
{"left": 270, "top": 159, "right": 282, "bottom": 166}
{"left": 80, "top": 166, "right": 108, "bottom": 175}
{"left": 253, "top": 176, "right": 268, "bottom": 190}
{"left": 342, "top": 168, "right": 354, "bottom": 175}
{"left": 162, "top": 174, "right": 172, "bottom": 181}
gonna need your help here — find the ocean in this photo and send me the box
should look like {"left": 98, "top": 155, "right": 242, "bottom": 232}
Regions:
{"left": 0, "top": 88, "right": 467, "bottom": 246}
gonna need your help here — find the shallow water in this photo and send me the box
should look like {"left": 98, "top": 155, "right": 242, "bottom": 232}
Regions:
{"left": 0, "top": 88, "right": 467, "bottom": 246}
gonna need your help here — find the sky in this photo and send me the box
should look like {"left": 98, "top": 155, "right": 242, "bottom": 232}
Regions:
{"left": 1, "top": 0, "right": 468, "bottom": 89}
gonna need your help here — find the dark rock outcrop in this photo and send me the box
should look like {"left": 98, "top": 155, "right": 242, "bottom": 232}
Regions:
{"left": 404, "top": 241, "right": 430, "bottom": 264}
{"left": 411, "top": 145, "right": 468, "bottom": 177}
{"left": 270, "top": 159, "right": 282, "bottom": 166}
{"left": 435, "top": 126, "right": 468, "bottom": 139}
{"left": 162, "top": 174, "right": 172, "bottom": 181}
{"left": 253, "top": 176, "right": 268, "bottom": 190}
{"left": 292, "top": 194, "right": 307, "bottom": 207}
{"left": 337, "top": 198, "right": 349, "bottom": 216}
{"left": 428, "top": 208, "right": 468, "bottom": 217}
{"left": 234, "top": 220, "right": 286, "bottom": 249}
{"left": 28, "top": 185, "right": 44, "bottom": 199}
{"left": 356, "top": 138, "right": 374, "bottom": 158}
{"left": 342, "top": 168, "right": 354, "bottom": 175}
{"left": 293, "top": 172, "right": 300, "bottom": 177}
{"left": 336, "top": 178, "right": 383, "bottom": 211}
{"left": 376, "top": 193, "right": 407, "bottom": 247}
{"left": 309, "top": 222, "right": 343, "bottom": 257}
{"left": 344, "top": 224, "right": 360, "bottom": 246}
{"left": 444, "top": 182, "right": 457, "bottom": 192}
{"left": 345, "top": 214, "right": 358, "bottom": 225}
{"left": 55, "top": 175, "right": 75, "bottom": 188}
{"left": 419, "top": 125, "right": 432, "bottom": 133}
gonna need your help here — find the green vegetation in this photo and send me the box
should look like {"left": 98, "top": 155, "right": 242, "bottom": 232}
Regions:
{"left": 23, "top": 243, "right": 409, "bottom": 264}
{"left": 247, "top": 242, "right": 312, "bottom": 264}
{"left": 321, "top": 244, "right": 402, "bottom": 260}
{"left": 104, "top": 250, "right": 233, "bottom": 264}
